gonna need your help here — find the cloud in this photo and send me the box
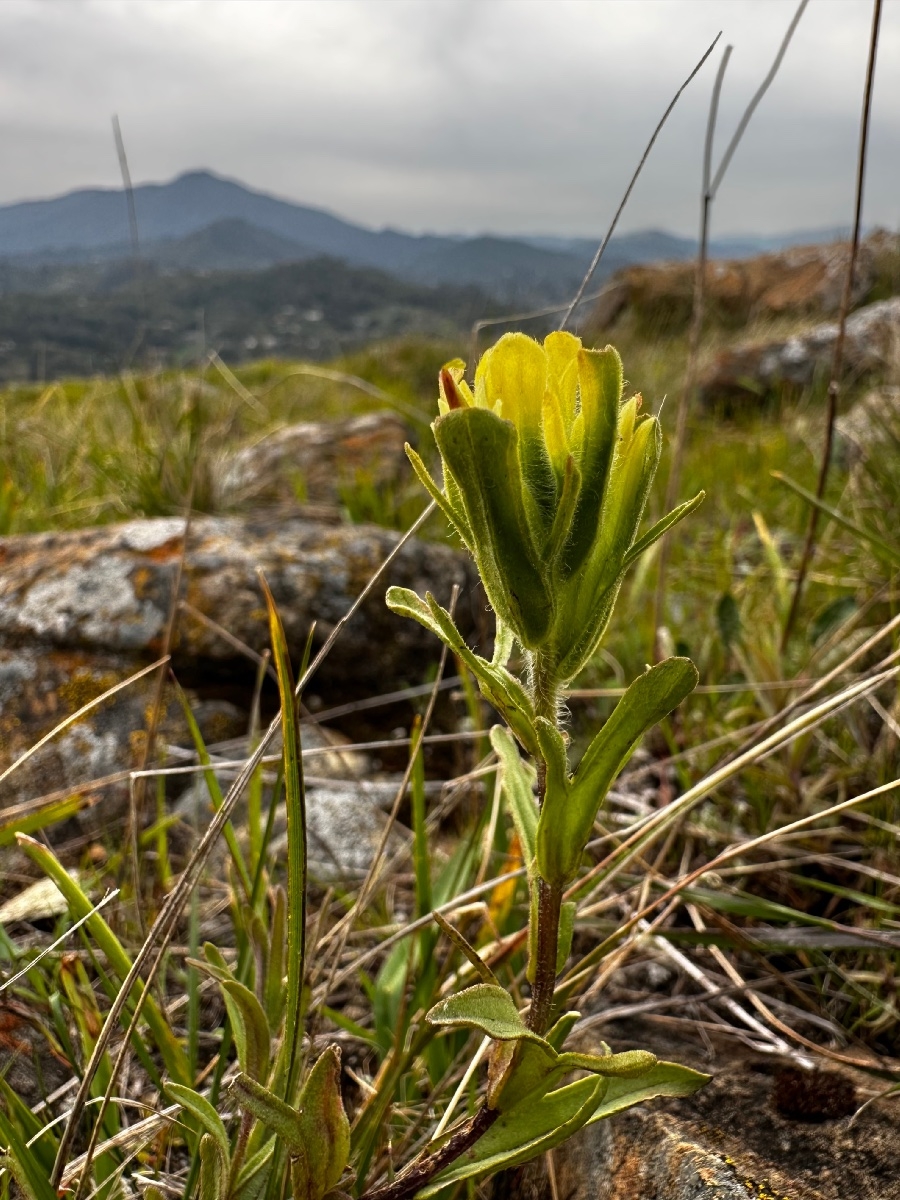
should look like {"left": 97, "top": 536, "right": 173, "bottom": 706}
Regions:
{"left": 0, "top": 0, "right": 897, "bottom": 236}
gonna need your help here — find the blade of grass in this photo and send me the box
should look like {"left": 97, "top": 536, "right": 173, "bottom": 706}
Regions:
{"left": 772, "top": 471, "right": 900, "bottom": 564}
{"left": 173, "top": 677, "right": 253, "bottom": 902}
{"left": 15, "top": 836, "right": 189, "bottom": 1083}
{"left": 47, "top": 501, "right": 437, "bottom": 1191}
{"left": 258, "top": 570, "right": 307, "bottom": 1106}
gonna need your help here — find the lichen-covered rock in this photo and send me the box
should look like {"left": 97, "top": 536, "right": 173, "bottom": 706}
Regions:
{"left": 588, "top": 237, "right": 882, "bottom": 336}
{"left": 495, "top": 1025, "right": 899, "bottom": 1199}
{"left": 0, "top": 514, "right": 479, "bottom": 844}
{"left": 220, "top": 411, "right": 413, "bottom": 507}
{"left": 836, "top": 386, "right": 900, "bottom": 462}
{"left": 0, "top": 514, "right": 480, "bottom": 694}
{"left": 0, "top": 645, "right": 151, "bottom": 813}
{"left": 697, "top": 297, "right": 900, "bottom": 408}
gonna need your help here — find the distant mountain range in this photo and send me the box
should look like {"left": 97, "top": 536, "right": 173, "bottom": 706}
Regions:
{"left": 0, "top": 170, "right": 856, "bottom": 383}
{"left": 0, "top": 170, "right": 851, "bottom": 305}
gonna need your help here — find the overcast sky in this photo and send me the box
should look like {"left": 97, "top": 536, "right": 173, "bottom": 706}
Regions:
{"left": 0, "top": 0, "right": 897, "bottom": 239}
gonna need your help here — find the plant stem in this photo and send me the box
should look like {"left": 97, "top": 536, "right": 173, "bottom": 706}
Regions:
{"left": 359, "top": 1105, "right": 498, "bottom": 1200}
{"left": 526, "top": 651, "right": 564, "bottom": 1035}
{"left": 527, "top": 878, "right": 563, "bottom": 1035}
{"left": 530, "top": 652, "right": 559, "bottom": 729}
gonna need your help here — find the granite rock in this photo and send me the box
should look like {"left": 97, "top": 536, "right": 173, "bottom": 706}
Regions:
{"left": 220, "top": 411, "right": 412, "bottom": 507}
{"left": 697, "top": 297, "right": 900, "bottom": 408}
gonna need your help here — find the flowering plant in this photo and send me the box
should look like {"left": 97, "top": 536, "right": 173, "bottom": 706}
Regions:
{"left": 375, "top": 333, "right": 707, "bottom": 1196}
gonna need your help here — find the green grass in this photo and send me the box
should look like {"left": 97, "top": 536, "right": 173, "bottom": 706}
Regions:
{"left": 0, "top": 311, "right": 898, "bottom": 1197}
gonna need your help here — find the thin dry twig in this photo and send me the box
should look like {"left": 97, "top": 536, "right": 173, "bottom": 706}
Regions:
{"left": 558, "top": 33, "right": 722, "bottom": 333}
{"left": 655, "top": 0, "right": 809, "bottom": 647}
{"left": 0, "top": 658, "right": 169, "bottom": 787}
{"left": 51, "top": 501, "right": 438, "bottom": 1190}
{"left": 782, "top": 0, "right": 884, "bottom": 649}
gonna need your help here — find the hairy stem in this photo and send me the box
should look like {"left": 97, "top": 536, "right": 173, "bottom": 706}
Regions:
{"left": 359, "top": 1105, "right": 498, "bottom": 1200}
{"left": 530, "top": 651, "right": 559, "bottom": 728}
{"left": 526, "top": 650, "right": 564, "bottom": 1035}
{"left": 527, "top": 878, "right": 563, "bottom": 1035}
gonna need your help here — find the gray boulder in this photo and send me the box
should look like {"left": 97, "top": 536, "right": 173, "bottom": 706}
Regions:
{"left": 220, "top": 411, "right": 413, "bottom": 508}
{"left": 0, "top": 513, "right": 479, "bottom": 694}
{"left": 698, "top": 297, "right": 900, "bottom": 407}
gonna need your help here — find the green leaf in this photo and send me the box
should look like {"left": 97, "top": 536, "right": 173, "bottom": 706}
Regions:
{"left": 534, "top": 717, "right": 569, "bottom": 803}
{"left": 405, "top": 444, "right": 473, "bottom": 548}
{"left": 809, "top": 595, "right": 857, "bottom": 646}
{"left": 490, "top": 1036, "right": 655, "bottom": 1113}
{"left": 585, "top": 1060, "right": 709, "bottom": 1124}
{"left": 231, "top": 1047, "right": 350, "bottom": 1200}
{"left": 489, "top": 726, "right": 537, "bottom": 864}
{"left": 622, "top": 491, "right": 706, "bottom": 570}
{"left": 220, "top": 979, "right": 271, "bottom": 1083}
{"left": 418, "top": 1075, "right": 608, "bottom": 1195}
{"left": 426, "top": 983, "right": 549, "bottom": 1048}
{"left": 601, "top": 412, "right": 661, "bottom": 568}
{"left": 0, "top": 1107, "right": 57, "bottom": 1200}
{"left": 166, "top": 1083, "right": 230, "bottom": 1162}
{"left": 387, "top": 588, "right": 538, "bottom": 755}
{"left": 545, "top": 1010, "right": 580, "bottom": 1052}
{"left": 434, "top": 406, "right": 553, "bottom": 648}
{"left": 560, "top": 346, "right": 620, "bottom": 579}
{"left": 556, "top": 900, "right": 577, "bottom": 974}
{"left": 558, "top": 1049, "right": 656, "bottom": 1078}
{"left": 290, "top": 1046, "right": 351, "bottom": 1200}
{"left": 15, "top": 834, "right": 190, "bottom": 1084}
{"left": 198, "top": 1132, "right": 229, "bottom": 1200}
{"left": 233, "top": 1139, "right": 275, "bottom": 1200}
{"left": 259, "top": 572, "right": 307, "bottom": 1105}
{"left": 716, "top": 592, "right": 741, "bottom": 651}
{"left": 542, "top": 454, "right": 582, "bottom": 567}
{"left": 264, "top": 885, "right": 287, "bottom": 1030}
{"left": 491, "top": 618, "right": 516, "bottom": 669}
{"left": 202, "top": 941, "right": 232, "bottom": 976}
{"left": 231, "top": 1073, "right": 306, "bottom": 1155}
{"left": 537, "top": 658, "right": 698, "bottom": 885}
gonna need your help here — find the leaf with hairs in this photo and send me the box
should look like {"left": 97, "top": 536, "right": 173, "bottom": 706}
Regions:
{"left": 427, "top": 983, "right": 550, "bottom": 1049}
{"left": 198, "top": 1132, "right": 228, "bottom": 1200}
{"left": 220, "top": 979, "right": 271, "bottom": 1083}
{"left": 418, "top": 1075, "right": 608, "bottom": 1194}
{"left": 167, "top": 1083, "right": 230, "bottom": 1162}
{"left": 386, "top": 588, "right": 539, "bottom": 755}
{"left": 489, "top": 726, "right": 538, "bottom": 864}
{"left": 585, "top": 1060, "right": 709, "bottom": 1123}
{"left": 233, "top": 1139, "right": 275, "bottom": 1200}
{"left": 536, "top": 658, "right": 697, "bottom": 884}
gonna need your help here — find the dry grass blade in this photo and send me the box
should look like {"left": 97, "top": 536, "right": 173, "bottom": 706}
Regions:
{"left": 782, "top": 0, "right": 884, "bottom": 646}
{"left": 656, "top": 0, "right": 809, "bottom": 643}
{"left": 48, "top": 501, "right": 437, "bottom": 1189}
{"left": 559, "top": 31, "right": 722, "bottom": 332}
{"left": 0, "top": 889, "right": 119, "bottom": 994}
{"left": 0, "top": 657, "right": 169, "bottom": 787}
